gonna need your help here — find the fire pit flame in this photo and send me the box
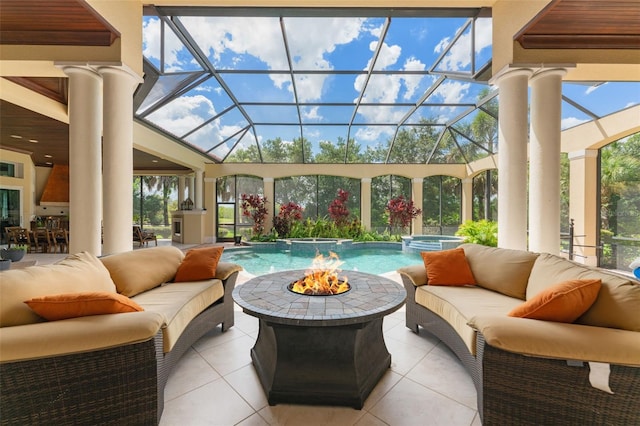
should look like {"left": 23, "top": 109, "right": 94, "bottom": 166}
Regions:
{"left": 289, "top": 251, "right": 350, "bottom": 295}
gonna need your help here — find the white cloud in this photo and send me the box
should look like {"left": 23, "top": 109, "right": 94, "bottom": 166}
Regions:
{"left": 146, "top": 95, "right": 215, "bottom": 137}
{"left": 352, "top": 42, "right": 429, "bottom": 141}
{"left": 433, "top": 18, "right": 492, "bottom": 72}
{"left": 433, "top": 81, "right": 471, "bottom": 104}
{"left": 371, "top": 41, "right": 402, "bottom": 70}
{"left": 179, "top": 16, "right": 367, "bottom": 102}
{"left": 302, "top": 106, "right": 323, "bottom": 121}
{"left": 143, "top": 18, "right": 186, "bottom": 72}
{"left": 354, "top": 125, "right": 395, "bottom": 142}
{"left": 402, "top": 57, "right": 427, "bottom": 100}
{"left": 561, "top": 117, "right": 589, "bottom": 130}
{"left": 434, "top": 36, "right": 450, "bottom": 54}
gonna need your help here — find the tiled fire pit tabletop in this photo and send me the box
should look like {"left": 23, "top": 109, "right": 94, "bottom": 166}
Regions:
{"left": 233, "top": 269, "right": 406, "bottom": 326}
{"left": 233, "top": 269, "right": 406, "bottom": 409}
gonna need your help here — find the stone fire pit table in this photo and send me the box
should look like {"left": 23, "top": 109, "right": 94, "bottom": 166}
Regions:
{"left": 232, "top": 270, "right": 406, "bottom": 409}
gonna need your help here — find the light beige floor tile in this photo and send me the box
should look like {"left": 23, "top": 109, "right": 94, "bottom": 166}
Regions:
{"left": 197, "top": 335, "right": 255, "bottom": 376}
{"left": 384, "top": 336, "right": 431, "bottom": 375}
{"left": 354, "top": 413, "right": 390, "bottom": 426}
{"left": 160, "top": 378, "right": 255, "bottom": 426}
{"left": 471, "top": 412, "right": 483, "bottom": 426}
{"left": 382, "top": 315, "right": 403, "bottom": 332}
{"left": 233, "top": 311, "right": 260, "bottom": 335}
{"left": 407, "top": 343, "right": 477, "bottom": 410}
{"left": 164, "top": 348, "right": 221, "bottom": 401}
{"left": 225, "top": 364, "right": 269, "bottom": 411}
{"left": 384, "top": 322, "right": 439, "bottom": 352}
{"left": 369, "top": 378, "right": 476, "bottom": 426}
{"left": 258, "top": 404, "right": 365, "bottom": 426}
{"left": 235, "top": 413, "right": 270, "bottom": 426}
{"left": 193, "top": 326, "right": 250, "bottom": 353}
{"left": 362, "top": 370, "right": 403, "bottom": 411}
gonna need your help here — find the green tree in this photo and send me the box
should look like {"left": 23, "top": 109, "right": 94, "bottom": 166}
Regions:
{"left": 143, "top": 175, "right": 177, "bottom": 226}
{"left": 601, "top": 133, "right": 640, "bottom": 235}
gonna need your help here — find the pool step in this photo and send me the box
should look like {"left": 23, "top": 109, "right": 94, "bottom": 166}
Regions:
{"left": 408, "top": 241, "right": 442, "bottom": 252}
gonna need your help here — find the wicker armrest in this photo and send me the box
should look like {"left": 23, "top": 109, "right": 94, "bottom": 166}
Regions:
{"left": 397, "top": 264, "right": 427, "bottom": 286}
{"left": 469, "top": 315, "right": 640, "bottom": 366}
{"left": 0, "top": 311, "right": 164, "bottom": 363}
{"left": 216, "top": 262, "right": 243, "bottom": 281}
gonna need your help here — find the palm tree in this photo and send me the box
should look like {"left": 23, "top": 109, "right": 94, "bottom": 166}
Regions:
{"left": 144, "top": 176, "right": 178, "bottom": 226}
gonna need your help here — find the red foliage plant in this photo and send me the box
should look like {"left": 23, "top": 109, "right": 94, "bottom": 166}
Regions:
{"left": 385, "top": 195, "right": 422, "bottom": 233}
{"left": 328, "top": 189, "right": 351, "bottom": 227}
{"left": 240, "top": 194, "right": 268, "bottom": 236}
{"left": 274, "top": 202, "right": 304, "bottom": 237}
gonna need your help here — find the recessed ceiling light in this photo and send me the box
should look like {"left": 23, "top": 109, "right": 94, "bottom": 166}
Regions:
{"left": 44, "top": 154, "right": 53, "bottom": 158}
{"left": 152, "top": 159, "right": 159, "bottom": 163}
{"left": 45, "top": 162, "right": 53, "bottom": 165}
{"left": 10, "top": 135, "right": 22, "bottom": 139}
{"left": 28, "top": 139, "right": 39, "bottom": 143}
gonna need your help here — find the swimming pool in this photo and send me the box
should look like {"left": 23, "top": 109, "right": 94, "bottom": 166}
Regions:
{"left": 220, "top": 245, "right": 423, "bottom": 276}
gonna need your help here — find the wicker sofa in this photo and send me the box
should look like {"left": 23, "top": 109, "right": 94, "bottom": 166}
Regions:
{"left": 0, "top": 246, "right": 242, "bottom": 425}
{"left": 397, "top": 243, "right": 640, "bottom": 425}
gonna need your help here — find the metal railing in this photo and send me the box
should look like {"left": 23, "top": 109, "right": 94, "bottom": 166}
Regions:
{"left": 560, "top": 218, "right": 602, "bottom": 261}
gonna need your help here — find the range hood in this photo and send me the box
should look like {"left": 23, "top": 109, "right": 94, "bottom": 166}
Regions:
{"left": 40, "top": 164, "right": 69, "bottom": 206}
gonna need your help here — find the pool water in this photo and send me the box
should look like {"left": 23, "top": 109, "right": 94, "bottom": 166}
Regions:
{"left": 220, "top": 247, "right": 423, "bottom": 276}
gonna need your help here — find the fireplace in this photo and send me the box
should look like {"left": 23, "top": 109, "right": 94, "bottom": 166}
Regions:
{"left": 232, "top": 270, "right": 406, "bottom": 409}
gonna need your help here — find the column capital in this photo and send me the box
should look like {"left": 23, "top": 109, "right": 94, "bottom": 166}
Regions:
{"left": 263, "top": 177, "right": 274, "bottom": 183}
{"left": 412, "top": 177, "right": 424, "bottom": 184}
{"left": 361, "top": 177, "right": 372, "bottom": 184}
{"left": 57, "top": 64, "right": 101, "bottom": 79}
{"left": 530, "top": 68, "right": 568, "bottom": 84}
{"left": 97, "top": 64, "right": 144, "bottom": 85}
{"left": 462, "top": 177, "right": 473, "bottom": 184}
{"left": 489, "top": 66, "right": 533, "bottom": 86}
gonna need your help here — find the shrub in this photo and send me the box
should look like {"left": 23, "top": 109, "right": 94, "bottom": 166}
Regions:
{"left": 455, "top": 220, "right": 498, "bottom": 247}
{"left": 385, "top": 195, "right": 422, "bottom": 237}
{"left": 328, "top": 189, "right": 351, "bottom": 227}
{"left": 241, "top": 193, "right": 269, "bottom": 238}
{"left": 273, "top": 202, "right": 304, "bottom": 237}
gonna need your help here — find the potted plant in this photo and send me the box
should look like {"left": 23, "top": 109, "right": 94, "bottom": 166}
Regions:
{"left": 1, "top": 244, "right": 27, "bottom": 263}
{"left": 0, "top": 257, "right": 10, "bottom": 271}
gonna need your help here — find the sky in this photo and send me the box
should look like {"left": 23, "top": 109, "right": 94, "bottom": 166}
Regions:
{"left": 138, "top": 13, "right": 639, "bottom": 162}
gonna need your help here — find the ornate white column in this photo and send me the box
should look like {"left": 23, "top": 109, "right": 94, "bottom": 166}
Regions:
{"left": 360, "top": 178, "right": 372, "bottom": 230}
{"left": 263, "top": 177, "right": 275, "bottom": 233}
{"left": 412, "top": 178, "right": 423, "bottom": 235}
{"left": 492, "top": 68, "right": 532, "bottom": 250}
{"left": 99, "top": 66, "right": 142, "bottom": 255}
{"left": 194, "top": 169, "right": 204, "bottom": 210}
{"left": 61, "top": 66, "right": 103, "bottom": 255}
{"left": 178, "top": 176, "right": 186, "bottom": 206}
{"left": 461, "top": 177, "right": 473, "bottom": 223}
{"left": 529, "top": 68, "right": 566, "bottom": 255}
{"left": 569, "top": 150, "right": 599, "bottom": 265}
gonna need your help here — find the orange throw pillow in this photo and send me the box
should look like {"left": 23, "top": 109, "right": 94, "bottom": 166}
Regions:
{"left": 421, "top": 248, "right": 476, "bottom": 286}
{"left": 25, "top": 292, "right": 143, "bottom": 321}
{"left": 508, "top": 279, "right": 601, "bottom": 323}
{"left": 174, "top": 246, "right": 224, "bottom": 282}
